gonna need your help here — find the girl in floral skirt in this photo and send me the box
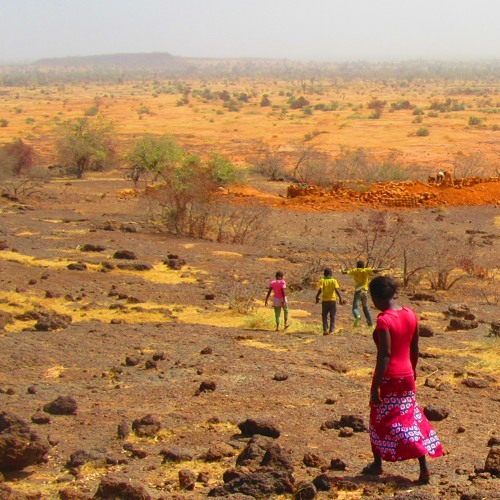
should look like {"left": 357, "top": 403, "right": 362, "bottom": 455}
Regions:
{"left": 364, "top": 275, "right": 443, "bottom": 483}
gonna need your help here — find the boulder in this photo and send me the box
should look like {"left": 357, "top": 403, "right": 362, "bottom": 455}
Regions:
{"left": 339, "top": 414, "right": 367, "bottom": 432}
{"left": 160, "top": 447, "right": 195, "bottom": 463}
{"left": 43, "top": 395, "right": 78, "bottom": 415}
{"left": 79, "top": 244, "right": 105, "bottom": 252}
{"left": 238, "top": 418, "right": 281, "bottom": 438}
{"left": 236, "top": 435, "right": 274, "bottom": 467}
{"left": 34, "top": 311, "right": 72, "bottom": 331}
{"left": 447, "top": 319, "right": 479, "bottom": 331}
{"left": 112, "top": 250, "right": 137, "bottom": 260}
{"left": 132, "top": 414, "right": 161, "bottom": 438}
{"left": 0, "top": 412, "right": 50, "bottom": 471}
{"left": 179, "top": 469, "right": 196, "bottom": 491}
{"left": 67, "top": 263, "right": 87, "bottom": 271}
{"left": 209, "top": 468, "right": 294, "bottom": 497}
{"left": 462, "top": 378, "right": 490, "bottom": 389}
{"left": 423, "top": 405, "right": 449, "bottom": 421}
{"left": 294, "top": 480, "right": 317, "bottom": 500}
{"left": 94, "top": 474, "right": 152, "bottom": 499}
{"left": 261, "top": 442, "right": 294, "bottom": 472}
{"left": 485, "top": 446, "right": 500, "bottom": 474}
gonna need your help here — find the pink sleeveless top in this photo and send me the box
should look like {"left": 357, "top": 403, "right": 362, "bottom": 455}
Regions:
{"left": 373, "top": 306, "right": 417, "bottom": 378}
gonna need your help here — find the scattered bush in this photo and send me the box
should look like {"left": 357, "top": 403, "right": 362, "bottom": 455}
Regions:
{"left": 468, "top": 116, "right": 483, "bottom": 126}
{"left": 415, "top": 127, "right": 430, "bottom": 137}
{"left": 260, "top": 94, "right": 271, "bottom": 107}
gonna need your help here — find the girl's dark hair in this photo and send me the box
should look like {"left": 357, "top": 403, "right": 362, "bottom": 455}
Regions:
{"left": 275, "top": 271, "right": 284, "bottom": 279}
{"left": 369, "top": 275, "right": 397, "bottom": 300}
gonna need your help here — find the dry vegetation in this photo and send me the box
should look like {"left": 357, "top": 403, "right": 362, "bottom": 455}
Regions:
{"left": 0, "top": 62, "right": 499, "bottom": 499}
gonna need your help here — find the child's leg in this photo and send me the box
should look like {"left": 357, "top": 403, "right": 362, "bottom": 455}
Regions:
{"left": 418, "top": 455, "right": 431, "bottom": 482}
{"left": 273, "top": 306, "right": 281, "bottom": 328}
{"left": 321, "top": 302, "right": 329, "bottom": 333}
{"left": 283, "top": 303, "right": 289, "bottom": 326}
{"left": 330, "top": 301, "right": 337, "bottom": 332}
{"left": 360, "top": 290, "right": 373, "bottom": 326}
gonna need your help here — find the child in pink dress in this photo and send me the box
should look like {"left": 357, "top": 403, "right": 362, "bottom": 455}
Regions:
{"left": 365, "top": 275, "right": 442, "bottom": 483}
{"left": 265, "top": 271, "right": 289, "bottom": 331}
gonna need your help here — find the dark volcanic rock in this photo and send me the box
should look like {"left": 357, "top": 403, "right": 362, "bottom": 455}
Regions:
{"left": 204, "top": 442, "right": 236, "bottom": 462}
{"left": 31, "top": 412, "right": 50, "bottom": 425}
{"left": 79, "top": 244, "right": 106, "bottom": 252}
{"left": 485, "top": 446, "right": 500, "bottom": 474}
{"left": 0, "top": 412, "right": 50, "bottom": 471}
{"left": 116, "top": 263, "right": 152, "bottom": 271}
{"left": 125, "top": 355, "right": 141, "bottom": 366}
{"left": 339, "top": 414, "right": 367, "bottom": 432}
{"left": 419, "top": 324, "right": 435, "bottom": 337}
{"left": 132, "top": 414, "right": 161, "bottom": 437}
{"left": 312, "top": 473, "right": 335, "bottom": 491}
{"left": 179, "top": 469, "right": 196, "bottom": 491}
{"left": 196, "top": 380, "right": 216, "bottom": 394}
{"left": 43, "top": 395, "right": 78, "bottom": 415}
{"left": 261, "top": 442, "right": 294, "bottom": 472}
{"left": 238, "top": 418, "right": 281, "bottom": 438}
{"left": 112, "top": 250, "right": 137, "bottom": 260}
{"left": 67, "top": 262, "right": 87, "bottom": 271}
{"left": 294, "top": 481, "right": 317, "bottom": 500}
{"left": 160, "top": 447, "right": 195, "bottom": 463}
{"left": 117, "top": 420, "right": 130, "bottom": 439}
{"left": 462, "top": 378, "right": 490, "bottom": 388}
{"left": 94, "top": 474, "right": 152, "bottom": 499}
{"left": 66, "top": 449, "right": 107, "bottom": 468}
{"left": 423, "top": 405, "right": 449, "bottom": 421}
{"left": 448, "top": 318, "right": 479, "bottom": 331}
{"left": 236, "top": 435, "right": 274, "bottom": 467}
{"left": 34, "top": 311, "right": 72, "bottom": 331}
{"left": 209, "top": 468, "right": 294, "bottom": 497}
{"left": 303, "top": 452, "right": 325, "bottom": 468}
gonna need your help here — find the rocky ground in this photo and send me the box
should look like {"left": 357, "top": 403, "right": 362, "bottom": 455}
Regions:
{"left": 0, "top": 173, "right": 498, "bottom": 499}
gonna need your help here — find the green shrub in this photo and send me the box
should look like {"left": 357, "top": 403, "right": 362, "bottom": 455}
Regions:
{"left": 416, "top": 127, "right": 429, "bottom": 137}
{"left": 84, "top": 106, "right": 99, "bottom": 116}
{"left": 468, "top": 116, "right": 483, "bottom": 126}
{"left": 260, "top": 94, "right": 271, "bottom": 107}
{"left": 0, "top": 119, "right": 8, "bottom": 127}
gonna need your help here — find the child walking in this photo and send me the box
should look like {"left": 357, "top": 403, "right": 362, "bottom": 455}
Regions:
{"left": 364, "top": 275, "right": 443, "bottom": 483}
{"left": 265, "top": 271, "right": 289, "bottom": 331}
{"left": 315, "top": 268, "right": 344, "bottom": 334}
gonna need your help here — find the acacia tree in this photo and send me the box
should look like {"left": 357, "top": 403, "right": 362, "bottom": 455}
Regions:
{"left": 56, "top": 116, "right": 116, "bottom": 178}
{"left": 126, "top": 134, "right": 183, "bottom": 186}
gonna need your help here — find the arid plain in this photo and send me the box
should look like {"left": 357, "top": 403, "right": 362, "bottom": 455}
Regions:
{"left": 0, "top": 74, "right": 499, "bottom": 499}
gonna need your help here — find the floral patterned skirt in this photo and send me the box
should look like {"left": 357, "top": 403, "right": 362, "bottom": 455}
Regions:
{"left": 369, "top": 376, "right": 443, "bottom": 462}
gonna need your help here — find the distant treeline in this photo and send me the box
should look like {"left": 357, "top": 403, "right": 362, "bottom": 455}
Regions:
{"left": 1, "top": 54, "right": 500, "bottom": 85}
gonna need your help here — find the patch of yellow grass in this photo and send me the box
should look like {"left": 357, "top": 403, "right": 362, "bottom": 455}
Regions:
{"left": 45, "top": 365, "right": 66, "bottom": 378}
{"left": 212, "top": 250, "right": 243, "bottom": 258}
{"left": 258, "top": 257, "right": 288, "bottom": 263}
{"left": 238, "top": 339, "right": 289, "bottom": 352}
{"left": 113, "top": 263, "right": 203, "bottom": 284}
{"left": 0, "top": 250, "right": 100, "bottom": 271}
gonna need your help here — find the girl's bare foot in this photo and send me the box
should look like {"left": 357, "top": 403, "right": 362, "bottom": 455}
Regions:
{"left": 361, "top": 462, "right": 383, "bottom": 475}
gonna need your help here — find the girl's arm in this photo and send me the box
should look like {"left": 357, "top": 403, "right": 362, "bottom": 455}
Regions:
{"left": 371, "top": 329, "right": 391, "bottom": 405}
{"left": 265, "top": 287, "right": 272, "bottom": 306}
{"left": 410, "top": 324, "right": 419, "bottom": 379}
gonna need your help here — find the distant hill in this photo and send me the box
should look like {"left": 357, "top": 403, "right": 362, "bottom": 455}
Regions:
{"left": 2, "top": 53, "right": 499, "bottom": 84}
{"left": 34, "top": 52, "right": 183, "bottom": 69}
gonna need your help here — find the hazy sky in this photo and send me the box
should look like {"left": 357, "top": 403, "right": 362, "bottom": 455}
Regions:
{"left": 1, "top": 0, "right": 499, "bottom": 63}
